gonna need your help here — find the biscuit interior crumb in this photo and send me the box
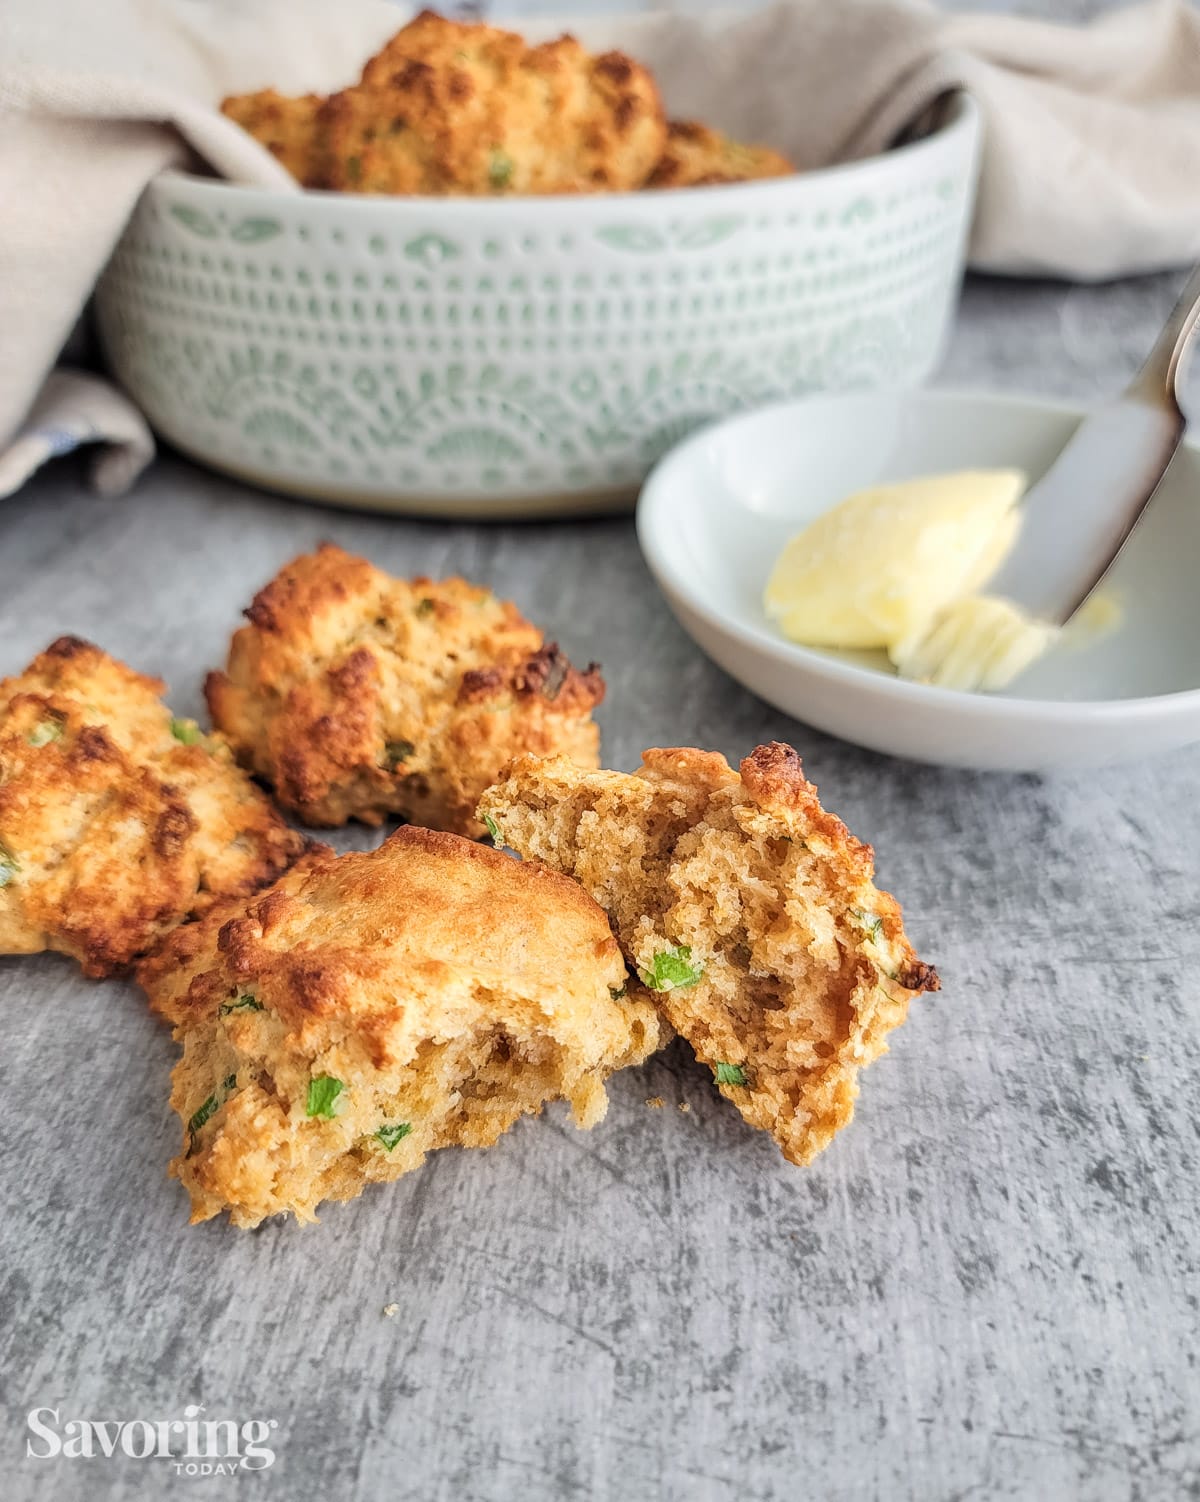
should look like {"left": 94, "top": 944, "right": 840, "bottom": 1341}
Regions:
{"left": 138, "top": 827, "right": 661, "bottom": 1228}
{"left": 479, "top": 742, "right": 938, "bottom": 1165}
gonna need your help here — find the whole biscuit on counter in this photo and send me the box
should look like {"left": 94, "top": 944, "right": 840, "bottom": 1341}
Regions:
{"left": 0, "top": 637, "right": 306, "bottom": 978}
{"left": 137, "top": 827, "right": 662, "bottom": 1228}
{"left": 206, "top": 543, "right": 604, "bottom": 836}
{"left": 479, "top": 741, "right": 939, "bottom": 1166}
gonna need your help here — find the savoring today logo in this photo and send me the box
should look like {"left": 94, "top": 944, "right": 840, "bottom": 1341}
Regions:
{"left": 26, "top": 1404, "right": 279, "bottom": 1477}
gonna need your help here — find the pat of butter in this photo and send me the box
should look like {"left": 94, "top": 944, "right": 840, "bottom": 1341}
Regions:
{"left": 764, "top": 469, "right": 1027, "bottom": 654}
{"left": 894, "top": 595, "right": 1058, "bottom": 691}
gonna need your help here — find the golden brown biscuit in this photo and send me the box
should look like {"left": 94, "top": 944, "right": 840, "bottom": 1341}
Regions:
{"left": 220, "top": 89, "right": 325, "bottom": 185}
{"left": 137, "top": 827, "right": 661, "bottom": 1227}
{"left": 322, "top": 10, "right": 666, "bottom": 195}
{"left": 479, "top": 742, "right": 939, "bottom": 1166}
{"left": 0, "top": 637, "right": 305, "bottom": 978}
{"left": 206, "top": 543, "right": 604, "bottom": 836}
{"left": 647, "top": 120, "right": 794, "bottom": 189}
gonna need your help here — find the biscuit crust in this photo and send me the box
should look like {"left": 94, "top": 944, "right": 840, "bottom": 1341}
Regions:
{"left": 479, "top": 742, "right": 938, "bottom": 1166}
{"left": 137, "top": 826, "right": 661, "bottom": 1227}
{"left": 331, "top": 11, "right": 666, "bottom": 195}
{"left": 0, "top": 637, "right": 305, "bottom": 977}
{"left": 647, "top": 120, "right": 795, "bottom": 189}
{"left": 206, "top": 543, "right": 604, "bottom": 835}
{"left": 219, "top": 89, "right": 325, "bottom": 184}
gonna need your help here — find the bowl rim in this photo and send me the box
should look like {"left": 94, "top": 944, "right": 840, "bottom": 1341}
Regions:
{"left": 636, "top": 386, "right": 1200, "bottom": 722}
{"left": 159, "top": 91, "right": 979, "bottom": 211}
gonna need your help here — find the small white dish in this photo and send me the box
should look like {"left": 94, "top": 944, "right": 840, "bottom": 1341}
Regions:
{"left": 636, "top": 389, "right": 1200, "bottom": 771}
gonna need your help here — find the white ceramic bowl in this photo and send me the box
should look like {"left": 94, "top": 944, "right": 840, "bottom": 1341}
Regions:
{"left": 637, "top": 389, "right": 1200, "bottom": 772}
{"left": 94, "top": 95, "right": 980, "bottom": 518}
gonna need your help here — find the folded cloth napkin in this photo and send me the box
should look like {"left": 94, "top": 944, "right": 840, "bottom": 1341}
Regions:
{"left": 3, "top": 0, "right": 1200, "bottom": 496}
{"left": 0, "top": 371, "right": 154, "bottom": 501}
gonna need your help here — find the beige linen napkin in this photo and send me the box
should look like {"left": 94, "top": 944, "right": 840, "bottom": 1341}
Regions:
{"left": 3, "top": 0, "right": 1200, "bottom": 494}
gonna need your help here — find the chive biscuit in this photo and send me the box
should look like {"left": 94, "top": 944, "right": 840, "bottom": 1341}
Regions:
{"left": 647, "top": 120, "right": 795, "bottom": 189}
{"left": 479, "top": 742, "right": 939, "bottom": 1166}
{"left": 206, "top": 543, "right": 604, "bottom": 837}
{"left": 219, "top": 89, "right": 325, "bottom": 185}
{"left": 223, "top": 12, "right": 668, "bottom": 197}
{"left": 137, "top": 827, "right": 661, "bottom": 1227}
{"left": 0, "top": 637, "right": 305, "bottom": 978}
{"left": 327, "top": 11, "right": 667, "bottom": 196}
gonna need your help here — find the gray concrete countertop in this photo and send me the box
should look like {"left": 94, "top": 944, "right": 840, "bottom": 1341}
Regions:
{"left": 3, "top": 268, "right": 1198, "bottom": 1502}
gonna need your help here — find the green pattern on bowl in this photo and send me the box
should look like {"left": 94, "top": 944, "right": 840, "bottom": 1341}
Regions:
{"left": 95, "top": 96, "right": 980, "bottom": 517}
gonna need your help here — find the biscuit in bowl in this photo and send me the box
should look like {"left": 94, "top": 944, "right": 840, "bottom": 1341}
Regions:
{"left": 137, "top": 827, "right": 661, "bottom": 1227}
{"left": 479, "top": 741, "right": 939, "bottom": 1166}
{"left": 223, "top": 10, "right": 667, "bottom": 196}
{"left": 219, "top": 89, "right": 325, "bottom": 185}
{"left": 0, "top": 637, "right": 305, "bottom": 978}
{"left": 647, "top": 120, "right": 795, "bottom": 189}
{"left": 206, "top": 543, "right": 604, "bottom": 835}
{"left": 338, "top": 12, "right": 667, "bottom": 196}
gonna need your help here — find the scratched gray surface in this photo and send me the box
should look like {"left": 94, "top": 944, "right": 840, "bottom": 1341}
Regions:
{"left": 3, "top": 263, "right": 1199, "bottom": 1502}
{"left": 10, "top": 27, "right": 1200, "bottom": 1502}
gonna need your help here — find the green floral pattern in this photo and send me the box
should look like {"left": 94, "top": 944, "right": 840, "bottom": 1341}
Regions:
{"left": 95, "top": 171, "right": 972, "bottom": 505}
{"left": 170, "top": 205, "right": 282, "bottom": 243}
{"left": 595, "top": 217, "right": 745, "bottom": 253}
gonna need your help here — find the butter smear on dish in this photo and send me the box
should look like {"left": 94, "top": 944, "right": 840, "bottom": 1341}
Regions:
{"left": 762, "top": 469, "right": 1061, "bottom": 691}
